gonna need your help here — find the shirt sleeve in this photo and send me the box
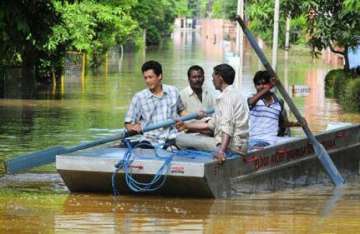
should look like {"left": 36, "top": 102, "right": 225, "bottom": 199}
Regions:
{"left": 124, "top": 95, "right": 141, "bottom": 123}
{"left": 218, "top": 97, "right": 235, "bottom": 136}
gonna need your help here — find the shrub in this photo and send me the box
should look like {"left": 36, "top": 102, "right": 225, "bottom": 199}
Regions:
{"left": 343, "top": 79, "right": 360, "bottom": 112}
{"left": 325, "top": 69, "right": 338, "bottom": 97}
{"left": 332, "top": 70, "right": 350, "bottom": 99}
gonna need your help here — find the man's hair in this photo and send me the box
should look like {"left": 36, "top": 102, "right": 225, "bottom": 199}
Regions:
{"left": 187, "top": 65, "right": 204, "bottom": 78}
{"left": 141, "top": 60, "right": 162, "bottom": 76}
{"left": 213, "top": 64, "right": 235, "bottom": 85}
{"left": 253, "top": 70, "right": 271, "bottom": 84}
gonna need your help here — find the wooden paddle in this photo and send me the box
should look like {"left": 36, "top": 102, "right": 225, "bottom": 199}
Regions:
{"left": 4, "top": 108, "right": 214, "bottom": 174}
{"left": 234, "top": 15, "right": 344, "bottom": 186}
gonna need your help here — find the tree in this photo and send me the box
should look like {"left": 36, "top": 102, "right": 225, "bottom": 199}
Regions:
{"left": 306, "top": 0, "right": 360, "bottom": 71}
{"left": 0, "top": 0, "right": 183, "bottom": 82}
{"left": 130, "top": 0, "right": 188, "bottom": 46}
{"left": 0, "top": 0, "right": 61, "bottom": 81}
{"left": 48, "top": 0, "right": 138, "bottom": 68}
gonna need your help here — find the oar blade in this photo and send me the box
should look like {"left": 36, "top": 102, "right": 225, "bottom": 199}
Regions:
{"left": 5, "top": 146, "right": 67, "bottom": 174}
{"left": 313, "top": 142, "right": 345, "bottom": 186}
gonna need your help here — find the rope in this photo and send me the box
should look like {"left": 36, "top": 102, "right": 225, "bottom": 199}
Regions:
{"left": 112, "top": 139, "right": 173, "bottom": 195}
{"left": 112, "top": 140, "right": 238, "bottom": 195}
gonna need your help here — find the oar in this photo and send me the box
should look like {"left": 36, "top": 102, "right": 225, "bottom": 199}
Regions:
{"left": 234, "top": 15, "right": 344, "bottom": 186}
{"left": 4, "top": 108, "right": 214, "bottom": 174}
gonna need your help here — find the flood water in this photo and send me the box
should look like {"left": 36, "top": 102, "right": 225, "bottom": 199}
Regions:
{"left": 0, "top": 27, "right": 360, "bottom": 233}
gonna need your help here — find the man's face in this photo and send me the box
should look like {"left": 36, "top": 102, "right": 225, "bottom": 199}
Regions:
{"left": 143, "top": 69, "right": 162, "bottom": 90}
{"left": 255, "top": 78, "right": 269, "bottom": 93}
{"left": 188, "top": 70, "right": 204, "bottom": 90}
{"left": 212, "top": 72, "right": 222, "bottom": 90}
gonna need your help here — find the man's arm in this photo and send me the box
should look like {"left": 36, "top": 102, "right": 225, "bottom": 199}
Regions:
{"left": 175, "top": 119, "right": 209, "bottom": 132}
{"left": 124, "top": 95, "right": 142, "bottom": 135}
{"left": 214, "top": 133, "right": 231, "bottom": 164}
{"left": 282, "top": 120, "right": 302, "bottom": 128}
{"left": 247, "top": 84, "right": 272, "bottom": 107}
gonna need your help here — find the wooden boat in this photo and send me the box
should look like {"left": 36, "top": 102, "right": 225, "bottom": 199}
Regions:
{"left": 56, "top": 124, "right": 360, "bottom": 198}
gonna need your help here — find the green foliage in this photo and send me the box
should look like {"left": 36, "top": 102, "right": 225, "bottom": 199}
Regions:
{"left": 344, "top": 0, "right": 360, "bottom": 11}
{"left": 325, "top": 69, "right": 344, "bottom": 97}
{"left": 198, "top": 0, "right": 308, "bottom": 47}
{"left": 211, "top": 0, "right": 224, "bottom": 18}
{"left": 343, "top": 78, "right": 360, "bottom": 112}
{"left": 0, "top": 0, "right": 61, "bottom": 80}
{"left": 48, "top": 1, "right": 138, "bottom": 67}
{"left": 246, "top": 1, "right": 277, "bottom": 45}
{"left": 325, "top": 69, "right": 360, "bottom": 112}
{"left": 306, "top": 0, "right": 360, "bottom": 70}
{"left": 333, "top": 70, "right": 350, "bottom": 99}
{"left": 131, "top": 0, "right": 187, "bottom": 46}
{"left": 0, "top": 0, "right": 183, "bottom": 80}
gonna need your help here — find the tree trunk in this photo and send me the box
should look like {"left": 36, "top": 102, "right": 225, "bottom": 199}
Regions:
{"left": 206, "top": 0, "right": 213, "bottom": 17}
{"left": 344, "top": 46, "right": 350, "bottom": 71}
{"left": 285, "top": 13, "right": 291, "bottom": 51}
{"left": 21, "top": 44, "right": 38, "bottom": 97}
{"left": 271, "top": 0, "right": 280, "bottom": 70}
{"left": 21, "top": 57, "right": 36, "bottom": 84}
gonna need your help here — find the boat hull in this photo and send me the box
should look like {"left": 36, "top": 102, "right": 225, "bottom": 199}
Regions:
{"left": 57, "top": 125, "right": 360, "bottom": 198}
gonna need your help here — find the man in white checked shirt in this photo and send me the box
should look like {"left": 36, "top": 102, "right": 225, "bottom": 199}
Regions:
{"left": 125, "top": 60, "right": 186, "bottom": 145}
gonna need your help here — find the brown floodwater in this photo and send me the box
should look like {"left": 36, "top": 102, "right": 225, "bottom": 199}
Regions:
{"left": 1, "top": 183, "right": 360, "bottom": 233}
{"left": 0, "top": 26, "right": 360, "bottom": 233}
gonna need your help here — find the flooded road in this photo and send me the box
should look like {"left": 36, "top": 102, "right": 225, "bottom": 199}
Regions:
{"left": 0, "top": 27, "right": 360, "bottom": 232}
{"left": 1, "top": 183, "right": 360, "bottom": 233}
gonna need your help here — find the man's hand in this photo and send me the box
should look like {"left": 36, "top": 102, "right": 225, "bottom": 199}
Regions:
{"left": 214, "top": 150, "right": 226, "bottom": 164}
{"left": 126, "top": 123, "right": 142, "bottom": 134}
{"left": 196, "top": 110, "right": 207, "bottom": 120}
{"left": 270, "top": 77, "right": 277, "bottom": 87}
{"left": 297, "top": 117, "right": 308, "bottom": 128}
{"left": 175, "top": 119, "right": 188, "bottom": 132}
{"left": 263, "top": 83, "right": 273, "bottom": 90}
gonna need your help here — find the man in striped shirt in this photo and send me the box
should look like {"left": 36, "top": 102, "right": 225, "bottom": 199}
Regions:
{"left": 176, "top": 64, "right": 249, "bottom": 163}
{"left": 248, "top": 70, "right": 300, "bottom": 149}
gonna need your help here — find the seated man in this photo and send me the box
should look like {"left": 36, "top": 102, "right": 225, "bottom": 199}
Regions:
{"left": 248, "top": 70, "right": 300, "bottom": 149}
{"left": 176, "top": 64, "right": 249, "bottom": 163}
{"left": 180, "top": 65, "right": 216, "bottom": 114}
{"left": 125, "top": 60, "right": 185, "bottom": 145}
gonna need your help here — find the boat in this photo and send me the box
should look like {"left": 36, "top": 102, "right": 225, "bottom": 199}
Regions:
{"left": 56, "top": 124, "right": 360, "bottom": 198}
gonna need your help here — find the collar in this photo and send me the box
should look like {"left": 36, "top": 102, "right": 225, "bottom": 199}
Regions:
{"left": 217, "top": 85, "right": 233, "bottom": 99}
{"left": 261, "top": 93, "right": 279, "bottom": 105}
{"left": 145, "top": 84, "right": 169, "bottom": 98}
{"left": 186, "top": 86, "right": 205, "bottom": 97}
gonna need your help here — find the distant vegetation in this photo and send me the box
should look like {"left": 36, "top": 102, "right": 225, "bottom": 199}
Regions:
{"left": 194, "top": 0, "right": 360, "bottom": 72}
{"left": 325, "top": 69, "right": 360, "bottom": 112}
{"left": 1, "top": 0, "right": 359, "bottom": 83}
{"left": 0, "top": 0, "right": 188, "bottom": 82}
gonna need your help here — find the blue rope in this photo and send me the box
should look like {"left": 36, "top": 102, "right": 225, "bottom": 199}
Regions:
{"left": 112, "top": 139, "right": 174, "bottom": 195}
{"left": 112, "top": 140, "right": 238, "bottom": 195}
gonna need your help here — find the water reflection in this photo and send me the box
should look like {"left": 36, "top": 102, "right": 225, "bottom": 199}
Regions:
{"left": 1, "top": 184, "right": 359, "bottom": 233}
